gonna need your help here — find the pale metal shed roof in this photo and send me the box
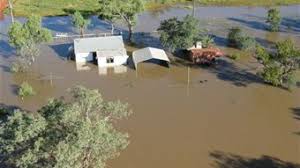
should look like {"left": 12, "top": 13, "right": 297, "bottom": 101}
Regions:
{"left": 74, "top": 36, "right": 125, "bottom": 54}
{"left": 132, "top": 47, "right": 170, "bottom": 69}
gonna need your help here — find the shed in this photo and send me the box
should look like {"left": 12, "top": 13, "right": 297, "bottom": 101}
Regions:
{"left": 132, "top": 47, "right": 170, "bottom": 69}
{"left": 74, "top": 36, "right": 128, "bottom": 67}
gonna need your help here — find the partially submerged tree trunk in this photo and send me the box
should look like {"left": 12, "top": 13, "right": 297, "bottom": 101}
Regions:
{"left": 80, "top": 27, "right": 84, "bottom": 38}
{"left": 119, "top": 13, "right": 134, "bottom": 43}
{"left": 8, "top": 0, "right": 14, "bottom": 23}
{"left": 128, "top": 23, "right": 133, "bottom": 43}
{"left": 111, "top": 23, "right": 114, "bottom": 35}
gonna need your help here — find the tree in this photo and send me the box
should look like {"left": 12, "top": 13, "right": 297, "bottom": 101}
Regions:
{"left": 8, "top": 15, "right": 52, "bottom": 50}
{"left": 266, "top": 8, "right": 281, "bottom": 32}
{"left": 8, "top": 15, "right": 52, "bottom": 72}
{"left": 72, "top": 11, "right": 90, "bottom": 37}
{"left": 98, "top": 0, "right": 144, "bottom": 42}
{"left": 97, "top": 1, "right": 117, "bottom": 34}
{"left": 0, "top": 86, "right": 131, "bottom": 168}
{"left": 256, "top": 39, "right": 300, "bottom": 88}
{"left": 158, "top": 15, "right": 200, "bottom": 51}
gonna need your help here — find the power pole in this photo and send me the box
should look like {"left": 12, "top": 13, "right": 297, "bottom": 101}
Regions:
{"left": 186, "top": 66, "right": 191, "bottom": 96}
{"left": 8, "top": 0, "right": 14, "bottom": 23}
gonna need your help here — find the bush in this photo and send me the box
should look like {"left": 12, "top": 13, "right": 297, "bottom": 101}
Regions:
{"left": 227, "top": 27, "right": 243, "bottom": 47}
{"left": 18, "top": 82, "right": 36, "bottom": 99}
{"left": 10, "top": 62, "right": 22, "bottom": 73}
{"left": 10, "top": 60, "right": 28, "bottom": 73}
{"left": 238, "top": 36, "right": 256, "bottom": 51}
{"left": 266, "top": 8, "right": 281, "bottom": 32}
{"left": 227, "top": 27, "right": 256, "bottom": 51}
{"left": 259, "top": 64, "right": 282, "bottom": 86}
{"left": 256, "top": 39, "right": 300, "bottom": 89}
{"left": 229, "top": 53, "right": 241, "bottom": 60}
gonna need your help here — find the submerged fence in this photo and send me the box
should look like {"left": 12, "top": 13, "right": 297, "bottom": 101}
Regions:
{"left": 53, "top": 32, "right": 123, "bottom": 41}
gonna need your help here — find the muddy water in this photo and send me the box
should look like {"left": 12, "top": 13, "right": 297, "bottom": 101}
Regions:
{"left": 1, "top": 4, "right": 300, "bottom": 168}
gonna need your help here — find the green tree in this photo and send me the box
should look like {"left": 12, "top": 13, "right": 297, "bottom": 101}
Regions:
{"left": 158, "top": 15, "right": 200, "bottom": 51}
{"left": 98, "top": 0, "right": 144, "bottom": 42}
{"left": 9, "top": 15, "right": 52, "bottom": 49}
{"left": 8, "top": 15, "right": 52, "bottom": 72}
{"left": 18, "top": 82, "right": 36, "bottom": 100}
{"left": 8, "top": 21, "right": 28, "bottom": 49}
{"left": 256, "top": 39, "right": 300, "bottom": 88}
{"left": 266, "top": 8, "right": 281, "bottom": 32}
{"left": 72, "top": 11, "right": 90, "bottom": 37}
{"left": 227, "top": 27, "right": 256, "bottom": 51}
{"left": 0, "top": 86, "right": 131, "bottom": 168}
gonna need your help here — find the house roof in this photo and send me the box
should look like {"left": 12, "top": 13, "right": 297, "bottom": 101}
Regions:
{"left": 132, "top": 47, "right": 170, "bottom": 69}
{"left": 74, "top": 36, "right": 125, "bottom": 54}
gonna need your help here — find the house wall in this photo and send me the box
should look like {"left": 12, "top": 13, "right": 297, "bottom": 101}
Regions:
{"left": 97, "top": 55, "right": 128, "bottom": 68}
{"left": 75, "top": 52, "right": 93, "bottom": 63}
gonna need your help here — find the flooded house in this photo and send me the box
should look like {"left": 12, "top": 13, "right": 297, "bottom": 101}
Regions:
{"left": 73, "top": 36, "right": 129, "bottom": 74}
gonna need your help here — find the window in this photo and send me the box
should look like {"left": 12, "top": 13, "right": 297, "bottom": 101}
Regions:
{"left": 106, "top": 57, "right": 114, "bottom": 64}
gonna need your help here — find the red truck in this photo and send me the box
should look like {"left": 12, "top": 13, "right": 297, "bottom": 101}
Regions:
{"left": 0, "top": 0, "right": 8, "bottom": 20}
{"left": 187, "top": 47, "right": 224, "bottom": 64}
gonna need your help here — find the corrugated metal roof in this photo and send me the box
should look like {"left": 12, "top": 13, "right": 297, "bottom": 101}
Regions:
{"left": 74, "top": 36, "right": 125, "bottom": 54}
{"left": 132, "top": 47, "right": 170, "bottom": 69}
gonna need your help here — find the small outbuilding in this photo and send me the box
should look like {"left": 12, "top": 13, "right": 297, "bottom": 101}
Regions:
{"left": 132, "top": 47, "right": 170, "bottom": 70}
{"left": 74, "top": 36, "right": 128, "bottom": 67}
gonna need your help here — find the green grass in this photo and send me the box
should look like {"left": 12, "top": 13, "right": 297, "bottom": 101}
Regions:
{"left": 11, "top": 0, "right": 300, "bottom": 16}
{"left": 13, "top": 0, "right": 99, "bottom": 16}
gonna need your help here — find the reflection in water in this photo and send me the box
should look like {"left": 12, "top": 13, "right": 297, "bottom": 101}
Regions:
{"left": 210, "top": 151, "right": 300, "bottom": 168}
{"left": 98, "top": 65, "right": 128, "bottom": 75}
{"left": 76, "top": 62, "right": 92, "bottom": 71}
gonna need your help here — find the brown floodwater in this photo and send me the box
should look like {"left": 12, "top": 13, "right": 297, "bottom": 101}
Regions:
{"left": 0, "top": 4, "right": 300, "bottom": 168}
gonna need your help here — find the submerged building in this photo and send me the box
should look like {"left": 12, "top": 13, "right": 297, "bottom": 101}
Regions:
{"left": 74, "top": 36, "right": 129, "bottom": 68}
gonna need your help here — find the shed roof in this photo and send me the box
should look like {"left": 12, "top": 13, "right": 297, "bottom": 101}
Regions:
{"left": 74, "top": 36, "right": 125, "bottom": 54}
{"left": 132, "top": 47, "right": 170, "bottom": 69}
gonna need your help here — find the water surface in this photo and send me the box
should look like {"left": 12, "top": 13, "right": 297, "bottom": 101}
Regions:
{"left": 0, "top": 4, "right": 300, "bottom": 168}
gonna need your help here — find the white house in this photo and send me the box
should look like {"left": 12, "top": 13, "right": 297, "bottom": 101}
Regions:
{"left": 73, "top": 36, "right": 129, "bottom": 68}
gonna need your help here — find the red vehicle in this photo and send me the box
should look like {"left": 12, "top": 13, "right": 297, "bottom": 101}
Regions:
{"left": 0, "top": 0, "right": 7, "bottom": 11}
{"left": 187, "top": 47, "right": 224, "bottom": 64}
{"left": 0, "top": 0, "right": 8, "bottom": 20}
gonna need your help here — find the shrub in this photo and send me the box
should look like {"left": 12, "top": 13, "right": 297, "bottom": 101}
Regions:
{"left": 18, "top": 82, "right": 36, "bottom": 99}
{"left": 227, "top": 27, "right": 256, "bottom": 51}
{"left": 238, "top": 36, "right": 256, "bottom": 51}
{"left": 266, "top": 8, "right": 281, "bottom": 32}
{"left": 10, "top": 60, "right": 28, "bottom": 73}
{"left": 259, "top": 64, "right": 282, "bottom": 86}
{"left": 256, "top": 39, "right": 300, "bottom": 89}
{"left": 229, "top": 53, "right": 241, "bottom": 60}
{"left": 227, "top": 27, "right": 243, "bottom": 47}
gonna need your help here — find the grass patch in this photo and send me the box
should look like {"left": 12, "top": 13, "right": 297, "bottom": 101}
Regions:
{"left": 10, "top": 0, "right": 300, "bottom": 17}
